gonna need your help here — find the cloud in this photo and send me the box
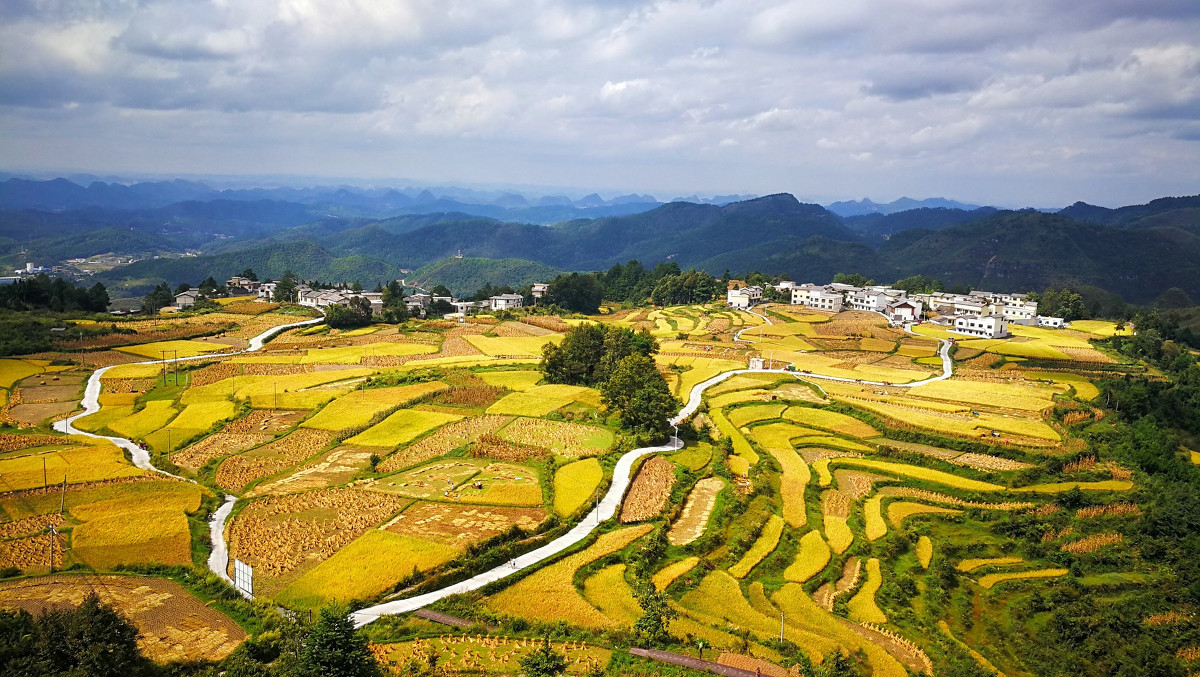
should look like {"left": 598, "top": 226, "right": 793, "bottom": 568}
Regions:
{"left": 0, "top": 0, "right": 1197, "bottom": 207}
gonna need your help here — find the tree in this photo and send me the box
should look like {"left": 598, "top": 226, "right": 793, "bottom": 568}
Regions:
{"left": 430, "top": 284, "right": 453, "bottom": 297}
{"left": 22, "top": 594, "right": 156, "bottom": 677}
{"left": 86, "top": 282, "right": 110, "bottom": 311}
{"left": 519, "top": 636, "right": 568, "bottom": 677}
{"left": 833, "top": 272, "right": 873, "bottom": 287}
{"left": 542, "top": 324, "right": 657, "bottom": 386}
{"left": 632, "top": 581, "right": 677, "bottom": 643}
{"left": 142, "top": 282, "right": 174, "bottom": 313}
{"left": 600, "top": 354, "right": 679, "bottom": 438}
{"left": 275, "top": 270, "right": 300, "bottom": 303}
{"left": 296, "top": 605, "right": 381, "bottom": 677}
{"left": 547, "top": 272, "right": 604, "bottom": 314}
{"left": 240, "top": 268, "right": 259, "bottom": 281}
{"left": 326, "top": 297, "right": 373, "bottom": 329}
{"left": 350, "top": 280, "right": 364, "bottom": 293}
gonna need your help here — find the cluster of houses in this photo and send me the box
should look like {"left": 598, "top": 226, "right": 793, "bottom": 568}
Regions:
{"left": 174, "top": 274, "right": 535, "bottom": 318}
{"left": 728, "top": 281, "right": 1066, "bottom": 339}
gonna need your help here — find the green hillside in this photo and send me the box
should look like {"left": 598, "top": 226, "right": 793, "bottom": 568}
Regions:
{"left": 408, "top": 257, "right": 563, "bottom": 296}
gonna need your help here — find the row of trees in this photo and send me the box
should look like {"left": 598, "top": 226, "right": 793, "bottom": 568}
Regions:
{"left": 0, "top": 274, "right": 109, "bottom": 313}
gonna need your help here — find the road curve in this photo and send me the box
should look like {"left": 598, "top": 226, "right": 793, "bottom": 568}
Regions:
{"left": 52, "top": 314, "right": 324, "bottom": 587}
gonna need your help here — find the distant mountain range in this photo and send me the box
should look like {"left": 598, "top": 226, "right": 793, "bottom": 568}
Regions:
{"left": 2, "top": 177, "right": 1197, "bottom": 306}
{"left": 826, "top": 196, "right": 984, "bottom": 217}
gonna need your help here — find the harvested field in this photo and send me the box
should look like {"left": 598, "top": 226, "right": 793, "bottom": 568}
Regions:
{"left": 385, "top": 502, "right": 546, "bottom": 547}
{"left": 226, "top": 488, "right": 408, "bottom": 581}
{"left": 252, "top": 446, "right": 375, "bottom": 496}
{"left": 487, "top": 524, "right": 652, "bottom": 627}
{"left": 378, "top": 415, "right": 512, "bottom": 473}
{"left": 496, "top": 417, "right": 614, "bottom": 458}
{"left": 171, "top": 410, "right": 303, "bottom": 469}
{"left": 0, "top": 432, "right": 75, "bottom": 453}
{"left": 371, "top": 458, "right": 543, "bottom": 506}
{"left": 668, "top": 477, "right": 724, "bottom": 546}
{"left": 0, "top": 532, "right": 65, "bottom": 572}
{"left": 215, "top": 428, "right": 335, "bottom": 492}
{"left": 0, "top": 513, "right": 64, "bottom": 539}
{"left": 620, "top": 455, "right": 677, "bottom": 522}
{"left": 554, "top": 458, "right": 603, "bottom": 516}
{"left": 0, "top": 574, "right": 246, "bottom": 663}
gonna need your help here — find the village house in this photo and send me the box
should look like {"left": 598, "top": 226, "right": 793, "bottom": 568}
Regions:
{"left": 1002, "top": 301, "right": 1039, "bottom": 324}
{"left": 1037, "top": 315, "right": 1066, "bottom": 328}
{"left": 257, "top": 281, "right": 277, "bottom": 301}
{"left": 848, "top": 290, "right": 892, "bottom": 313}
{"left": 174, "top": 289, "right": 200, "bottom": 310}
{"left": 805, "top": 289, "right": 844, "bottom": 312}
{"left": 530, "top": 283, "right": 550, "bottom": 299}
{"left": 489, "top": 293, "right": 524, "bottom": 311}
{"left": 726, "top": 285, "right": 762, "bottom": 309}
{"left": 953, "top": 314, "right": 1009, "bottom": 338}
{"left": 226, "top": 276, "right": 259, "bottom": 295}
{"left": 886, "top": 299, "right": 924, "bottom": 323}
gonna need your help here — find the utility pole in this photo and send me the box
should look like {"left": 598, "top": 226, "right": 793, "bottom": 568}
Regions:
{"left": 59, "top": 476, "right": 66, "bottom": 514}
{"left": 780, "top": 611, "right": 785, "bottom": 642}
{"left": 42, "top": 457, "right": 47, "bottom": 488}
{"left": 47, "top": 526, "right": 57, "bottom": 573}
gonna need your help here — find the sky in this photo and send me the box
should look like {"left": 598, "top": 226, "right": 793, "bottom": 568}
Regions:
{"left": 1, "top": 0, "right": 1199, "bottom": 208}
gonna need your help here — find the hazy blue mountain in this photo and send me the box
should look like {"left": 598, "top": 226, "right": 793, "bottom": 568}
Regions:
{"left": 841, "top": 207, "right": 1000, "bottom": 236}
{"left": 827, "top": 196, "right": 983, "bottom": 217}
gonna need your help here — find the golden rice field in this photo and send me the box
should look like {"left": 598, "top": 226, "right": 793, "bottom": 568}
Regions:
{"left": 728, "top": 403, "right": 788, "bottom": 428}
{"left": 887, "top": 502, "right": 963, "bottom": 529}
{"left": 837, "top": 397, "right": 1061, "bottom": 443}
{"left": 582, "top": 564, "right": 642, "bottom": 625}
{"left": 108, "top": 400, "right": 179, "bottom": 439}
{"left": 374, "top": 636, "right": 610, "bottom": 675}
{"left": 464, "top": 334, "right": 561, "bottom": 357}
{"left": 770, "top": 583, "right": 909, "bottom": 677}
{"left": 784, "top": 530, "right": 831, "bottom": 583}
{"left": 553, "top": 458, "right": 603, "bottom": 516}
{"left": 345, "top": 409, "right": 464, "bottom": 448}
{"left": 813, "top": 458, "right": 832, "bottom": 486}
{"left": 477, "top": 369, "right": 543, "bottom": 391}
{"left": 183, "top": 369, "right": 376, "bottom": 409}
{"left": 71, "top": 404, "right": 135, "bottom": 434}
{"left": 300, "top": 382, "right": 448, "bottom": 431}
{"left": 729, "top": 514, "right": 784, "bottom": 578}
{"left": 957, "top": 557, "right": 1024, "bottom": 572}
{"left": 0, "top": 359, "right": 44, "bottom": 389}
{"left": 486, "top": 384, "right": 598, "bottom": 417}
{"left": 830, "top": 458, "right": 1006, "bottom": 492}
{"left": 297, "top": 342, "right": 436, "bottom": 364}
{"left": 1011, "top": 480, "right": 1134, "bottom": 493}
{"left": 0, "top": 443, "right": 144, "bottom": 491}
{"left": 848, "top": 558, "right": 888, "bottom": 624}
{"left": 783, "top": 406, "right": 879, "bottom": 438}
{"left": 653, "top": 556, "right": 700, "bottom": 591}
{"left": 916, "top": 536, "right": 933, "bottom": 568}
{"left": 978, "top": 568, "right": 1069, "bottom": 589}
{"left": 709, "top": 410, "right": 758, "bottom": 467}
{"left": 115, "top": 340, "right": 231, "bottom": 360}
{"left": 864, "top": 497, "right": 887, "bottom": 541}
{"left": 72, "top": 509, "right": 191, "bottom": 570}
{"left": 672, "top": 442, "right": 713, "bottom": 471}
{"left": 1024, "top": 371, "right": 1100, "bottom": 401}
{"left": 825, "top": 516, "right": 854, "bottom": 554}
{"left": 166, "top": 400, "right": 236, "bottom": 431}
{"left": 275, "top": 530, "right": 458, "bottom": 608}
{"left": 487, "top": 524, "right": 652, "bottom": 627}
{"left": 908, "top": 379, "right": 1061, "bottom": 412}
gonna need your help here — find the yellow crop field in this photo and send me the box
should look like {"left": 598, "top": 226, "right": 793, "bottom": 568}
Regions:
{"left": 464, "top": 334, "right": 561, "bottom": 357}
{"left": 69, "top": 482, "right": 202, "bottom": 522}
{"left": 71, "top": 405, "right": 135, "bottom": 434}
{"left": 1025, "top": 371, "right": 1100, "bottom": 401}
{"left": 887, "top": 501, "right": 962, "bottom": 528}
{"left": 72, "top": 509, "right": 191, "bottom": 569}
{"left": 677, "top": 358, "right": 744, "bottom": 399}
{"left": 1069, "top": 320, "right": 1130, "bottom": 336}
{"left": 707, "top": 373, "right": 789, "bottom": 397}
{"left": 346, "top": 409, "right": 463, "bottom": 448}
{"left": 829, "top": 459, "right": 1006, "bottom": 492}
{"left": 730, "top": 515, "right": 784, "bottom": 578}
{"left": 115, "top": 340, "right": 230, "bottom": 359}
{"left": 1012, "top": 480, "right": 1133, "bottom": 493}
{"left": 813, "top": 459, "right": 832, "bottom": 487}
{"left": 298, "top": 342, "right": 436, "bottom": 364}
{"left": 864, "top": 497, "right": 887, "bottom": 541}
{"left": 958, "top": 338, "right": 1071, "bottom": 361}
{"left": 487, "top": 384, "right": 595, "bottom": 416}
{"left": 749, "top": 421, "right": 819, "bottom": 449}
{"left": 707, "top": 389, "right": 769, "bottom": 409}
{"left": 0, "top": 443, "right": 144, "bottom": 491}
{"left": 790, "top": 436, "right": 872, "bottom": 453}
{"left": 957, "top": 557, "right": 1024, "bottom": 572}
{"left": 728, "top": 403, "right": 788, "bottom": 428}
{"left": 653, "top": 557, "right": 700, "bottom": 591}
{"left": 554, "top": 458, "right": 603, "bottom": 516}
{"left": 783, "top": 407, "right": 878, "bottom": 438}
{"left": 0, "top": 359, "right": 43, "bottom": 389}
{"left": 276, "top": 530, "right": 458, "bottom": 608}
{"left": 728, "top": 455, "right": 750, "bottom": 476}
{"left": 859, "top": 337, "right": 896, "bottom": 352}
{"left": 478, "top": 370, "right": 543, "bottom": 391}
{"left": 109, "top": 401, "right": 179, "bottom": 439}
{"left": 97, "top": 393, "right": 139, "bottom": 406}
{"left": 710, "top": 410, "right": 758, "bottom": 466}
{"left": 847, "top": 558, "right": 888, "bottom": 624}
{"left": 825, "top": 516, "right": 853, "bottom": 554}
{"left": 101, "top": 363, "right": 167, "bottom": 380}
{"left": 978, "top": 568, "right": 1068, "bottom": 589}
{"left": 916, "top": 536, "right": 932, "bottom": 569}
{"left": 784, "top": 530, "right": 831, "bottom": 583}
{"left": 301, "top": 382, "right": 447, "bottom": 431}
{"left": 487, "top": 524, "right": 652, "bottom": 627}
{"left": 909, "top": 380, "right": 1058, "bottom": 412}
{"left": 752, "top": 424, "right": 811, "bottom": 527}
{"left": 771, "top": 584, "right": 908, "bottom": 677}
{"left": 168, "top": 400, "right": 236, "bottom": 431}
{"left": 498, "top": 418, "right": 614, "bottom": 457}
{"left": 582, "top": 564, "right": 642, "bottom": 625}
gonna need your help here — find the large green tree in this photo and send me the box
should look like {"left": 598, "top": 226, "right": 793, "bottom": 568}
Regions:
{"left": 519, "top": 636, "right": 568, "bottom": 677}
{"left": 0, "top": 594, "right": 156, "bottom": 677}
{"left": 600, "top": 354, "right": 679, "bottom": 438}
{"left": 541, "top": 323, "right": 657, "bottom": 386}
{"left": 546, "top": 272, "right": 604, "bottom": 314}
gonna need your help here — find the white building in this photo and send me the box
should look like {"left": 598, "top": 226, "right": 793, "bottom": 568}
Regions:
{"left": 806, "top": 290, "right": 844, "bottom": 313}
{"left": 1037, "top": 315, "right": 1065, "bottom": 328}
{"left": 530, "top": 283, "right": 549, "bottom": 299}
{"left": 726, "top": 285, "right": 762, "bottom": 309}
{"left": 886, "top": 299, "right": 924, "bottom": 323}
{"left": 848, "top": 290, "right": 891, "bottom": 313}
{"left": 174, "top": 289, "right": 200, "bottom": 310}
{"left": 257, "top": 282, "right": 277, "bottom": 301}
{"left": 789, "top": 283, "right": 824, "bottom": 306}
{"left": 1002, "top": 301, "right": 1039, "bottom": 324}
{"left": 489, "top": 293, "right": 524, "bottom": 311}
{"left": 953, "top": 314, "right": 1009, "bottom": 338}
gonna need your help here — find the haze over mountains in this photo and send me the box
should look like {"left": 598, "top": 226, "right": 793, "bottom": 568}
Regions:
{"left": 2, "top": 177, "right": 1198, "bottom": 305}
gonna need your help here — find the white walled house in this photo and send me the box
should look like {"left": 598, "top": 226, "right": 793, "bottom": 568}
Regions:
{"left": 530, "top": 283, "right": 549, "bottom": 299}
{"left": 489, "top": 293, "right": 524, "bottom": 311}
{"left": 1037, "top": 315, "right": 1065, "bottom": 328}
{"left": 174, "top": 289, "right": 200, "bottom": 310}
{"left": 1002, "top": 301, "right": 1039, "bottom": 325}
{"left": 848, "top": 291, "right": 891, "bottom": 313}
{"left": 726, "top": 286, "right": 762, "bottom": 309}
{"left": 257, "top": 282, "right": 277, "bottom": 301}
{"left": 954, "top": 314, "right": 1009, "bottom": 338}
{"left": 886, "top": 299, "right": 924, "bottom": 323}
{"left": 806, "top": 290, "right": 844, "bottom": 313}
